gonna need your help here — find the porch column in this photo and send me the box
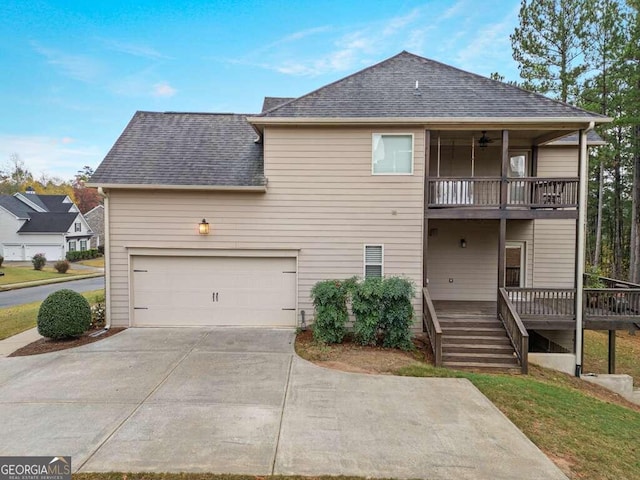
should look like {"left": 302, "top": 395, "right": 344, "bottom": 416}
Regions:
{"left": 498, "top": 130, "right": 509, "bottom": 292}
{"left": 575, "top": 127, "right": 590, "bottom": 377}
{"left": 498, "top": 218, "right": 506, "bottom": 288}
{"left": 423, "top": 130, "right": 431, "bottom": 288}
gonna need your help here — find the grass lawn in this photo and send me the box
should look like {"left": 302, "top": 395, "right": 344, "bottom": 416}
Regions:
{"left": 396, "top": 363, "right": 640, "bottom": 480}
{"left": 0, "top": 289, "right": 104, "bottom": 340}
{"left": 75, "top": 476, "right": 371, "bottom": 480}
{"left": 0, "top": 265, "right": 87, "bottom": 286}
{"left": 77, "top": 257, "right": 105, "bottom": 268}
{"left": 583, "top": 329, "right": 640, "bottom": 386}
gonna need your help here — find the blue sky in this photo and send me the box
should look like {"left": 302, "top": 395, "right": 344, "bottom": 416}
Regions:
{"left": 0, "top": 0, "right": 522, "bottom": 180}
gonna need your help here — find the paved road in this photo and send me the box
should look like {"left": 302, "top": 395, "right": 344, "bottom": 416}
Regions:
{"left": 0, "top": 276, "right": 105, "bottom": 308}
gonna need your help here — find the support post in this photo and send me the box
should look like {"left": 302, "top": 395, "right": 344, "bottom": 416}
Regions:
{"left": 608, "top": 330, "right": 616, "bottom": 374}
{"left": 498, "top": 218, "right": 506, "bottom": 289}
{"left": 423, "top": 130, "right": 430, "bottom": 288}
{"left": 575, "top": 127, "right": 590, "bottom": 377}
{"left": 501, "top": 130, "right": 509, "bottom": 208}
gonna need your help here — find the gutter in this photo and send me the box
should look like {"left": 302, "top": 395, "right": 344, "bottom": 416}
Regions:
{"left": 97, "top": 187, "right": 111, "bottom": 331}
{"left": 86, "top": 183, "right": 267, "bottom": 192}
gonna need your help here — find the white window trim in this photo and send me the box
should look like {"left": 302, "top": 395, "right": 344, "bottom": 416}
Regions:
{"left": 80, "top": 240, "right": 87, "bottom": 251}
{"left": 506, "top": 241, "right": 526, "bottom": 288}
{"left": 371, "top": 133, "right": 414, "bottom": 176}
{"left": 69, "top": 241, "right": 76, "bottom": 252}
{"left": 363, "top": 244, "right": 384, "bottom": 278}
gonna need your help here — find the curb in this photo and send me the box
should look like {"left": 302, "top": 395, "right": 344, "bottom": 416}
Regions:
{"left": 0, "top": 273, "right": 105, "bottom": 292}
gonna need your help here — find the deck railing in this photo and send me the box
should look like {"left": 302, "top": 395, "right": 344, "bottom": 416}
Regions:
{"left": 422, "top": 287, "right": 442, "bottom": 367}
{"left": 426, "top": 177, "right": 579, "bottom": 209}
{"left": 583, "top": 288, "right": 640, "bottom": 317}
{"left": 498, "top": 288, "right": 529, "bottom": 374}
{"left": 506, "top": 288, "right": 576, "bottom": 318}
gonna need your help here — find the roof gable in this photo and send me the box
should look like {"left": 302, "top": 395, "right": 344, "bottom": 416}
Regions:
{"left": 17, "top": 212, "right": 79, "bottom": 233}
{"left": 256, "top": 51, "right": 606, "bottom": 120}
{"left": 0, "top": 195, "right": 35, "bottom": 218}
{"left": 90, "top": 112, "right": 265, "bottom": 187}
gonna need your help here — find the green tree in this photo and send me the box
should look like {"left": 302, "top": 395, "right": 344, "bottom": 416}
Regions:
{"left": 511, "top": 0, "right": 594, "bottom": 102}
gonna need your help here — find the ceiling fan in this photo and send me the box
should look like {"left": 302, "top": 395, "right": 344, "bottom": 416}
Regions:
{"left": 478, "top": 131, "right": 494, "bottom": 148}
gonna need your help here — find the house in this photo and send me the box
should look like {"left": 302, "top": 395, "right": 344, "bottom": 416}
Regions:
{"left": 90, "top": 51, "right": 623, "bottom": 374}
{"left": 85, "top": 204, "right": 105, "bottom": 249}
{"left": 0, "top": 187, "right": 93, "bottom": 261}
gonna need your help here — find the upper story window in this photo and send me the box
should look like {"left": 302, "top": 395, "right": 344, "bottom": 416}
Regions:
{"left": 75, "top": 222, "right": 82, "bottom": 232}
{"left": 372, "top": 134, "right": 413, "bottom": 175}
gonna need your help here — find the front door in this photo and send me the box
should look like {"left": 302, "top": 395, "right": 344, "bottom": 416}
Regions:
{"left": 505, "top": 242, "right": 525, "bottom": 287}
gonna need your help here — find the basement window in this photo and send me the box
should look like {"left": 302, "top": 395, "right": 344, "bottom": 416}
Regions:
{"left": 372, "top": 134, "right": 413, "bottom": 175}
{"left": 364, "top": 245, "right": 384, "bottom": 278}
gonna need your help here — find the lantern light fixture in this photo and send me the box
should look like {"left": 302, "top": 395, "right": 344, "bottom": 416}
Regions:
{"left": 199, "top": 218, "right": 210, "bottom": 235}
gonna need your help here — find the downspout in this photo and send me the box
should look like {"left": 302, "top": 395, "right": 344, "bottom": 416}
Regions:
{"left": 97, "top": 187, "right": 111, "bottom": 330}
{"left": 575, "top": 122, "right": 595, "bottom": 377}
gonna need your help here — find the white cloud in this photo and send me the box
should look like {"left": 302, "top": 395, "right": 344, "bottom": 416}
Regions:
{"left": 152, "top": 82, "right": 177, "bottom": 97}
{"left": 101, "top": 39, "right": 170, "bottom": 59}
{"left": 0, "top": 135, "right": 103, "bottom": 180}
{"left": 31, "top": 42, "right": 104, "bottom": 82}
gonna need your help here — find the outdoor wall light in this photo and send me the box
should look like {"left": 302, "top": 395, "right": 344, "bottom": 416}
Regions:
{"left": 198, "top": 219, "right": 210, "bottom": 235}
{"left": 460, "top": 238, "right": 467, "bottom": 248}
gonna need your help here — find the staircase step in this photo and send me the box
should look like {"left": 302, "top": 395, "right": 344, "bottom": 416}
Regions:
{"left": 443, "top": 344, "right": 515, "bottom": 354}
{"left": 444, "top": 335, "right": 511, "bottom": 345}
{"left": 439, "top": 320, "right": 504, "bottom": 329}
{"left": 443, "top": 361, "right": 522, "bottom": 372}
{"left": 442, "top": 327, "right": 507, "bottom": 336}
{"left": 443, "top": 352, "right": 519, "bottom": 364}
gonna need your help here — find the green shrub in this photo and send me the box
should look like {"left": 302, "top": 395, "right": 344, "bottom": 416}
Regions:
{"left": 310, "top": 277, "right": 356, "bottom": 344}
{"left": 351, "top": 277, "right": 384, "bottom": 346}
{"left": 97, "top": 245, "right": 104, "bottom": 255}
{"left": 38, "top": 289, "right": 91, "bottom": 339}
{"left": 66, "top": 249, "right": 101, "bottom": 262}
{"left": 31, "top": 253, "right": 46, "bottom": 270}
{"left": 53, "top": 260, "right": 70, "bottom": 273}
{"left": 0, "top": 255, "right": 4, "bottom": 267}
{"left": 379, "top": 277, "right": 416, "bottom": 350}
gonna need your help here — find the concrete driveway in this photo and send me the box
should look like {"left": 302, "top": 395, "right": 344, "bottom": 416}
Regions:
{"left": 0, "top": 328, "right": 567, "bottom": 479}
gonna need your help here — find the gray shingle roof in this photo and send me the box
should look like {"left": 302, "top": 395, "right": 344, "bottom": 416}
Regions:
{"left": 262, "top": 97, "right": 296, "bottom": 113}
{"left": 257, "top": 51, "right": 606, "bottom": 120}
{"left": 38, "top": 195, "right": 73, "bottom": 212}
{"left": 551, "top": 131, "right": 606, "bottom": 145}
{"left": 90, "top": 112, "right": 265, "bottom": 187}
{"left": 17, "top": 212, "right": 78, "bottom": 233}
{"left": 0, "top": 195, "right": 33, "bottom": 218}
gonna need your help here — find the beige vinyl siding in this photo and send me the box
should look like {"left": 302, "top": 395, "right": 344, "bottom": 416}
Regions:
{"left": 106, "top": 126, "right": 424, "bottom": 327}
{"left": 533, "top": 219, "right": 576, "bottom": 288}
{"left": 536, "top": 146, "right": 578, "bottom": 177}
{"left": 426, "top": 220, "right": 498, "bottom": 301}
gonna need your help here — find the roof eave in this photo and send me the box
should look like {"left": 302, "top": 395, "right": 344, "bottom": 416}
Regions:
{"left": 86, "top": 183, "right": 268, "bottom": 192}
{"left": 247, "top": 116, "right": 612, "bottom": 129}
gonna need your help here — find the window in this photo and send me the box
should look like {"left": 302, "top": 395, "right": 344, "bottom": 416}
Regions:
{"left": 364, "top": 245, "right": 384, "bottom": 278}
{"left": 69, "top": 241, "right": 76, "bottom": 252}
{"left": 372, "top": 134, "right": 413, "bottom": 175}
{"left": 75, "top": 222, "right": 82, "bottom": 232}
{"left": 80, "top": 240, "right": 87, "bottom": 251}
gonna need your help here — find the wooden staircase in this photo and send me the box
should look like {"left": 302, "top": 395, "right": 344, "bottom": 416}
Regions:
{"left": 438, "top": 313, "right": 521, "bottom": 371}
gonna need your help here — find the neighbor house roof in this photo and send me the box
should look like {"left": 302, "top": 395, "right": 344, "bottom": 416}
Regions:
{"left": 89, "top": 112, "right": 265, "bottom": 188}
{"left": 0, "top": 195, "right": 34, "bottom": 218}
{"left": 17, "top": 212, "right": 79, "bottom": 233}
{"left": 38, "top": 195, "right": 73, "bottom": 212}
{"left": 253, "top": 51, "right": 608, "bottom": 121}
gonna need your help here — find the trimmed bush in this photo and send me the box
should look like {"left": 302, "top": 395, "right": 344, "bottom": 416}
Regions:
{"left": 37, "top": 289, "right": 91, "bottom": 339}
{"left": 0, "top": 255, "right": 4, "bottom": 267}
{"left": 310, "top": 277, "right": 356, "bottom": 344}
{"left": 66, "top": 249, "right": 101, "bottom": 262}
{"left": 379, "top": 277, "right": 416, "bottom": 350}
{"left": 351, "top": 277, "right": 384, "bottom": 346}
{"left": 31, "top": 253, "right": 46, "bottom": 270}
{"left": 53, "top": 260, "right": 70, "bottom": 273}
{"left": 97, "top": 245, "right": 104, "bottom": 255}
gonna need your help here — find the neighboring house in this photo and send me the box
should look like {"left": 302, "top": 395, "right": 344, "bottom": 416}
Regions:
{"left": 90, "top": 51, "right": 618, "bottom": 374}
{"left": 85, "top": 204, "right": 105, "bottom": 248}
{"left": 0, "top": 188, "right": 93, "bottom": 261}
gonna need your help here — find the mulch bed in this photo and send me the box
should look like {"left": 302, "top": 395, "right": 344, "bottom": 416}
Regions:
{"left": 9, "top": 327, "right": 126, "bottom": 357}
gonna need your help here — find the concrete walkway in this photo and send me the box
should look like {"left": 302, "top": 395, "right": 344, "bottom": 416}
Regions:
{"left": 0, "top": 328, "right": 567, "bottom": 479}
{"left": 0, "top": 328, "right": 42, "bottom": 357}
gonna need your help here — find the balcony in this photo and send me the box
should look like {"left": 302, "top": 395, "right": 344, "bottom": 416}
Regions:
{"left": 425, "top": 177, "right": 579, "bottom": 219}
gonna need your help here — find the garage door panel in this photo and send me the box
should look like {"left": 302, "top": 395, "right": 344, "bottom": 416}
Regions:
{"left": 132, "top": 255, "right": 296, "bottom": 327}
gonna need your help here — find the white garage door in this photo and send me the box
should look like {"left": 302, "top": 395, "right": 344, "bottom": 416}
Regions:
{"left": 131, "top": 255, "right": 297, "bottom": 327}
{"left": 24, "top": 244, "right": 65, "bottom": 261}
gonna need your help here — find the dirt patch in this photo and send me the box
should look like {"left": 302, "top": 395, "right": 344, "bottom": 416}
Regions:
{"left": 9, "top": 328, "right": 126, "bottom": 357}
{"left": 295, "top": 329, "right": 431, "bottom": 375}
